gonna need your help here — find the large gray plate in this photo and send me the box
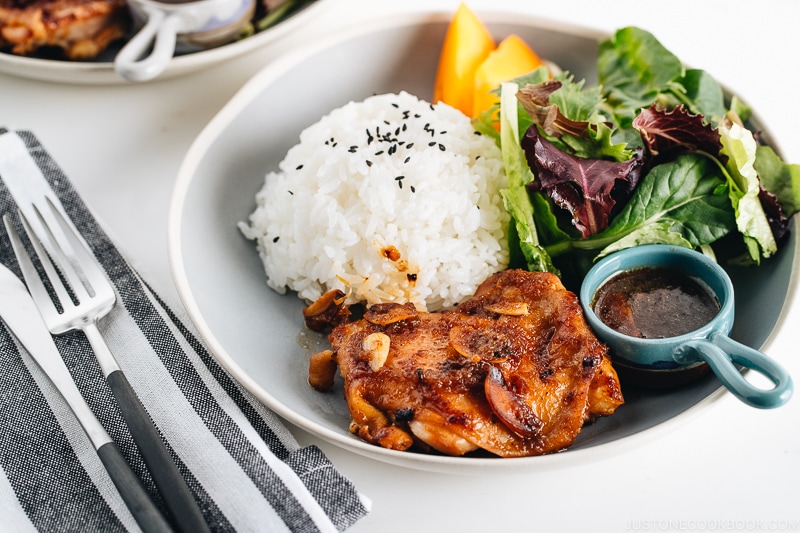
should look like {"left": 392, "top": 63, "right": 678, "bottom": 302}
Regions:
{"left": 168, "top": 11, "right": 797, "bottom": 473}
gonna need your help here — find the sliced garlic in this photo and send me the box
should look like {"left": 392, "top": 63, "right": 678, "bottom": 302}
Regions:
{"left": 408, "top": 419, "right": 479, "bottom": 455}
{"left": 362, "top": 332, "right": 391, "bottom": 371}
{"left": 485, "top": 301, "right": 529, "bottom": 316}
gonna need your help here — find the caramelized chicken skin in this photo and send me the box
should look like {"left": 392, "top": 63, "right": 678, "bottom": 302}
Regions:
{"left": 309, "top": 269, "right": 624, "bottom": 457}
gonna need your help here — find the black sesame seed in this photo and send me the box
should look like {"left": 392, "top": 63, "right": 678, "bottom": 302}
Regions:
{"left": 414, "top": 113, "right": 421, "bottom": 118}
{"left": 428, "top": 141, "right": 436, "bottom": 147}
{"left": 438, "top": 144, "right": 446, "bottom": 151}
{"left": 348, "top": 146, "right": 358, "bottom": 153}
{"left": 272, "top": 236, "right": 280, "bottom": 243}
{"left": 384, "top": 120, "right": 390, "bottom": 125}
{"left": 366, "top": 160, "right": 373, "bottom": 167}
{"left": 410, "top": 185, "right": 416, "bottom": 193}
{"left": 440, "top": 130, "right": 447, "bottom": 134}
{"left": 395, "top": 127, "right": 400, "bottom": 136}
{"left": 406, "top": 143, "right": 414, "bottom": 149}
{"left": 288, "top": 190, "right": 294, "bottom": 195}
{"left": 474, "top": 131, "right": 482, "bottom": 136}
{"left": 391, "top": 102, "right": 399, "bottom": 108}
{"left": 402, "top": 123, "right": 407, "bottom": 131}
{"left": 404, "top": 156, "right": 410, "bottom": 164}
{"left": 295, "top": 164, "right": 303, "bottom": 170}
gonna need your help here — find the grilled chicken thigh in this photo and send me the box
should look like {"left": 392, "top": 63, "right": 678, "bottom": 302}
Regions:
{"left": 309, "top": 269, "right": 624, "bottom": 457}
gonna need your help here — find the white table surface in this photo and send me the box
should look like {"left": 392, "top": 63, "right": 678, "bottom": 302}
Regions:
{"left": 2, "top": 0, "right": 798, "bottom": 531}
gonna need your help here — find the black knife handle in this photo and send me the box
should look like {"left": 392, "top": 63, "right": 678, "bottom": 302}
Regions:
{"left": 97, "top": 441, "right": 173, "bottom": 533}
{"left": 107, "top": 370, "right": 210, "bottom": 533}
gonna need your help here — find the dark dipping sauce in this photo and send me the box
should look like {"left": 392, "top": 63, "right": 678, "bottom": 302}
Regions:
{"left": 592, "top": 267, "right": 721, "bottom": 339}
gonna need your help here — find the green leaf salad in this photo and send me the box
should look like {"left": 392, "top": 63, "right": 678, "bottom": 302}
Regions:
{"left": 473, "top": 26, "right": 800, "bottom": 287}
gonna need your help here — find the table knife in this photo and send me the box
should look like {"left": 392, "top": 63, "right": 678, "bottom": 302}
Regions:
{"left": 0, "top": 263, "right": 173, "bottom": 533}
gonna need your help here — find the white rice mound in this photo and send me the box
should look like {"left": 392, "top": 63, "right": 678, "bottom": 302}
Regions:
{"left": 239, "top": 91, "right": 509, "bottom": 312}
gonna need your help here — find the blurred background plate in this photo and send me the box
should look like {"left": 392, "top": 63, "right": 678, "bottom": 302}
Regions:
{"left": 0, "top": 0, "right": 328, "bottom": 84}
{"left": 168, "top": 10, "right": 797, "bottom": 473}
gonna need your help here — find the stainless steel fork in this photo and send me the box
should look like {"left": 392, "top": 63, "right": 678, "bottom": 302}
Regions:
{"left": 4, "top": 202, "right": 210, "bottom": 533}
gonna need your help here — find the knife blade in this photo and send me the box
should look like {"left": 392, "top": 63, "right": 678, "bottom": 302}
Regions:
{"left": 0, "top": 263, "right": 173, "bottom": 533}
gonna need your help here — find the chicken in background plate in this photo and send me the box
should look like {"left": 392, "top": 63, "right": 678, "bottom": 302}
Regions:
{"left": 0, "top": 0, "right": 130, "bottom": 59}
{"left": 308, "top": 269, "right": 624, "bottom": 457}
{"left": 0, "top": 0, "right": 311, "bottom": 60}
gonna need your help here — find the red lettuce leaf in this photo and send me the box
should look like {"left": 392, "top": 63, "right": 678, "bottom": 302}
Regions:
{"left": 522, "top": 127, "right": 644, "bottom": 238}
{"left": 516, "top": 80, "right": 589, "bottom": 137}
{"left": 633, "top": 104, "right": 723, "bottom": 160}
{"left": 759, "top": 186, "right": 790, "bottom": 242}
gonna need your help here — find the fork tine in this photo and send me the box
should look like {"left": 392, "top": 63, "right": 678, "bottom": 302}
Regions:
{"left": 42, "top": 198, "right": 111, "bottom": 299}
{"left": 22, "top": 208, "right": 92, "bottom": 305}
{"left": 11, "top": 182, "right": 83, "bottom": 275}
{"left": 30, "top": 200, "right": 95, "bottom": 298}
{"left": 2, "top": 214, "right": 66, "bottom": 322}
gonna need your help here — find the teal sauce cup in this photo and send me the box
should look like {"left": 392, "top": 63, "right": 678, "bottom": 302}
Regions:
{"left": 579, "top": 244, "right": 793, "bottom": 409}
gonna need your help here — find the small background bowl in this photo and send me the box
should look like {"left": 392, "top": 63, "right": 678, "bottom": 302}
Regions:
{"left": 115, "top": 0, "right": 257, "bottom": 82}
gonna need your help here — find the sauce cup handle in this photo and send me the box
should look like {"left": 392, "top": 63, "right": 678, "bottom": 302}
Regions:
{"left": 114, "top": 7, "right": 180, "bottom": 82}
{"left": 676, "top": 334, "right": 793, "bottom": 409}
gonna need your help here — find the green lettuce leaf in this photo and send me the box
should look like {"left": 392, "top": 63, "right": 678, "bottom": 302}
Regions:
{"left": 754, "top": 145, "right": 800, "bottom": 218}
{"left": 472, "top": 66, "right": 551, "bottom": 144}
{"left": 545, "top": 154, "right": 735, "bottom": 257}
{"left": 719, "top": 121, "right": 778, "bottom": 262}
{"left": 597, "top": 26, "right": 684, "bottom": 126}
{"left": 678, "top": 69, "right": 726, "bottom": 120}
{"left": 596, "top": 220, "right": 695, "bottom": 259}
{"left": 497, "top": 82, "right": 558, "bottom": 274}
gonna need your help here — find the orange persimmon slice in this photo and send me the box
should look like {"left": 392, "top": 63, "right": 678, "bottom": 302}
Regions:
{"left": 472, "top": 33, "right": 545, "bottom": 119}
{"left": 433, "top": 3, "right": 495, "bottom": 116}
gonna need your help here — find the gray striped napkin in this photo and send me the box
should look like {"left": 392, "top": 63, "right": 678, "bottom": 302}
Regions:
{"left": 0, "top": 129, "right": 369, "bottom": 532}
